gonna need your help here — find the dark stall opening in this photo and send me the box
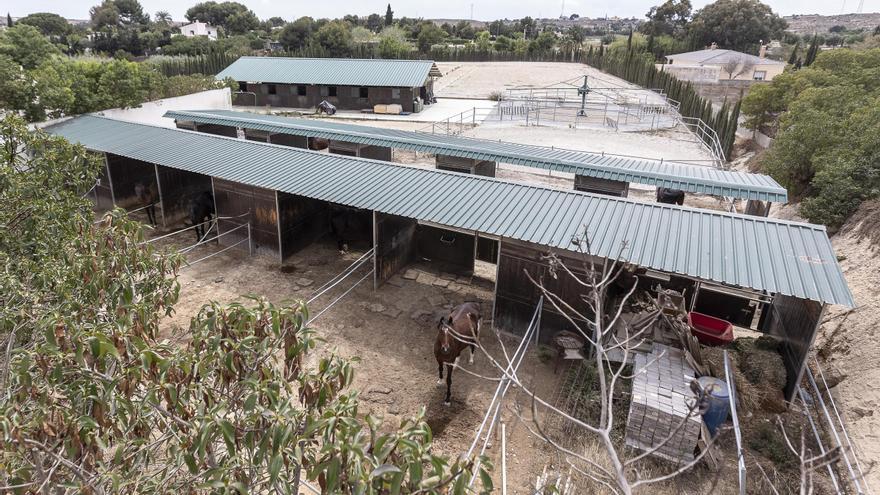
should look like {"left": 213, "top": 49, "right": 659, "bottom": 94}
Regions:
{"left": 212, "top": 178, "right": 279, "bottom": 258}
{"left": 277, "top": 192, "right": 331, "bottom": 260}
{"left": 155, "top": 166, "right": 213, "bottom": 228}
{"left": 328, "top": 205, "right": 373, "bottom": 252}
{"left": 105, "top": 154, "right": 160, "bottom": 213}
{"left": 415, "top": 224, "right": 475, "bottom": 276}
{"left": 90, "top": 161, "right": 114, "bottom": 212}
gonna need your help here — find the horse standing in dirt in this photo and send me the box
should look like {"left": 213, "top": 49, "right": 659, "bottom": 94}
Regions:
{"left": 189, "top": 191, "right": 215, "bottom": 242}
{"left": 134, "top": 182, "right": 158, "bottom": 226}
{"left": 434, "top": 302, "right": 482, "bottom": 406}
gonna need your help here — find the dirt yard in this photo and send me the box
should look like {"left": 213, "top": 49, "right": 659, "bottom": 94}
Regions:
{"left": 141, "top": 223, "right": 746, "bottom": 493}
{"left": 151, "top": 228, "right": 564, "bottom": 492}
{"left": 434, "top": 61, "right": 651, "bottom": 99}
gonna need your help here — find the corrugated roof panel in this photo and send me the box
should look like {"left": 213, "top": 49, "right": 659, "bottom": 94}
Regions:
{"left": 165, "top": 109, "right": 789, "bottom": 203}
{"left": 44, "top": 115, "right": 852, "bottom": 307}
{"left": 216, "top": 57, "right": 439, "bottom": 88}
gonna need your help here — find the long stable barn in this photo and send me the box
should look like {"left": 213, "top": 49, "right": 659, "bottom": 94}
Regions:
{"left": 47, "top": 115, "right": 853, "bottom": 400}
{"left": 165, "top": 109, "right": 788, "bottom": 208}
{"left": 216, "top": 57, "right": 442, "bottom": 113}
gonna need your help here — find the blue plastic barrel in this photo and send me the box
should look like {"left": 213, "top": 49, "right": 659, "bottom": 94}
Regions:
{"left": 697, "top": 376, "right": 730, "bottom": 437}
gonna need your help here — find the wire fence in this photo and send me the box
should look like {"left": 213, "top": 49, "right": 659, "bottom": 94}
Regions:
{"left": 466, "top": 296, "right": 543, "bottom": 489}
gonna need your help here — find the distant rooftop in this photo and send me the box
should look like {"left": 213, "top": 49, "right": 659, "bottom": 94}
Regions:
{"left": 667, "top": 48, "right": 785, "bottom": 66}
{"left": 216, "top": 57, "right": 442, "bottom": 88}
{"left": 164, "top": 109, "right": 789, "bottom": 202}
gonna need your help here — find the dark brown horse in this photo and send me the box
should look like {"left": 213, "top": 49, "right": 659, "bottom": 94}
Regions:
{"left": 134, "top": 182, "right": 158, "bottom": 226}
{"left": 434, "top": 302, "right": 482, "bottom": 406}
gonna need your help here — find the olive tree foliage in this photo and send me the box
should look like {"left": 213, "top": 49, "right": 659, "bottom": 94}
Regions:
{"left": 0, "top": 115, "right": 487, "bottom": 493}
{"left": 742, "top": 48, "right": 880, "bottom": 229}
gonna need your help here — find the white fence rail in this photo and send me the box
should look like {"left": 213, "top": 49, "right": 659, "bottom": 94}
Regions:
{"left": 467, "top": 296, "right": 543, "bottom": 489}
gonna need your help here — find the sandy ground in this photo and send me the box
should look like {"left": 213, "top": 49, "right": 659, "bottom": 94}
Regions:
{"left": 810, "top": 202, "right": 880, "bottom": 491}
{"left": 152, "top": 230, "right": 564, "bottom": 492}
{"left": 465, "top": 125, "right": 716, "bottom": 165}
{"left": 434, "top": 61, "right": 660, "bottom": 100}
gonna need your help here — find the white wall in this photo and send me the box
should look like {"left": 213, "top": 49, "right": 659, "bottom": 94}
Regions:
{"left": 94, "top": 88, "right": 231, "bottom": 128}
{"left": 657, "top": 64, "right": 721, "bottom": 83}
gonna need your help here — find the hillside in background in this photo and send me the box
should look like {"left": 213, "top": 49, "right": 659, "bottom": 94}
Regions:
{"left": 784, "top": 12, "right": 880, "bottom": 34}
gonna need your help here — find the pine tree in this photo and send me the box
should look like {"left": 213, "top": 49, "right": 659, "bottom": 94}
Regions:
{"left": 6, "top": 12, "right": 11, "bottom": 27}
{"left": 787, "top": 42, "right": 799, "bottom": 65}
{"left": 646, "top": 35, "right": 655, "bottom": 59}
{"left": 385, "top": 4, "right": 393, "bottom": 27}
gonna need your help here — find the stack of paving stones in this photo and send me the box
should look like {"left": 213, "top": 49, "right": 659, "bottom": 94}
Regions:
{"left": 625, "top": 343, "right": 702, "bottom": 463}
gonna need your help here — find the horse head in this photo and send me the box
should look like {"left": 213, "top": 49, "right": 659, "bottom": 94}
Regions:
{"left": 437, "top": 316, "right": 453, "bottom": 354}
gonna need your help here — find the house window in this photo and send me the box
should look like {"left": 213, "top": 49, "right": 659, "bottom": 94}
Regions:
{"left": 297, "top": 85, "right": 307, "bottom": 96}
{"left": 359, "top": 87, "right": 369, "bottom": 98}
{"left": 328, "top": 86, "right": 337, "bottom": 97}
{"left": 238, "top": 81, "right": 247, "bottom": 92}
{"left": 391, "top": 88, "right": 401, "bottom": 100}
{"left": 267, "top": 84, "right": 277, "bottom": 95}
{"left": 753, "top": 70, "right": 767, "bottom": 81}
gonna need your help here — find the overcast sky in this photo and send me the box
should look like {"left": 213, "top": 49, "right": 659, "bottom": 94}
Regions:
{"left": 3, "top": 0, "right": 878, "bottom": 22}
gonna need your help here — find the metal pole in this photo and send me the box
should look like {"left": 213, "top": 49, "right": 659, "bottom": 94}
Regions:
{"left": 501, "top": 421, "right": 508, "bottom": 495}
{"left": 104, "top": 153, "right": 116, "bottom": 207}
{"left": 799, "top": 387, "right": 842, "bottom": 493}
{"left": 247, "top": 222, "right": 253, "bottom": 256}
{"left": 806, "top": 368, "right": 862, "bottom": 492}
{"left": 724, "top": 351, "right": 746, "bottom": 495}
{"left": 153, "top": 164, "right": 166, "bottom": 228}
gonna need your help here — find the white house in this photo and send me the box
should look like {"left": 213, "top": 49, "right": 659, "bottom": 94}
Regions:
{"left": 659, "top": 43, "right": 786, "bottom": 83}
{"left": 178, "top": 21, "right": 218, "bottom": 40}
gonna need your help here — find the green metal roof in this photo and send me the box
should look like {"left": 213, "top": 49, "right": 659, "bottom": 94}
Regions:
{"left": 164, "top": 109, "right": 789, "bottom": 203}
{"left": 45, "top": 115, "right": 853, "bottom": 307}
{"left": 216, "top": 57, "right": 440, "bottom": 88}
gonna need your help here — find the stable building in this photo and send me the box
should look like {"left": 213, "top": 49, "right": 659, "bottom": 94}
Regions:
{"left": 47, "top": 116, "right": 853, "bottom": 402}
{"left": 216, "top": 57, "right": 442, "bottom": 113}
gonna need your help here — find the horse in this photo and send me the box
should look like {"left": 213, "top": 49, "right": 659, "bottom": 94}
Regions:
{"left": 330, "top": 207, "right": 370, "bottom": 253}
{"left": 134, "top": 182, "right": 158, "bottom": 226}
{"left": 656, "top": 188, "right": 685, "bottom": 205}
{"left": 316, "top": 100, "right": 337, "bottom": 115}
{"left": 188, "top": 191, "right": 215, "bottom": 243}
{"left": 434, "top": 302, "right": 482, "bottom": 406}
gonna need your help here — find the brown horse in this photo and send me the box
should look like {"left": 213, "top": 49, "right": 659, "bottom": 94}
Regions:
{"left": 434, "top": 302, "right": 482, "bottom": 406}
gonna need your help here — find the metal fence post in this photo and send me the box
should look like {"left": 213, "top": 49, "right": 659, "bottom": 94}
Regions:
{"left": 247, "top": 222, "right": 253, "bottom": 256}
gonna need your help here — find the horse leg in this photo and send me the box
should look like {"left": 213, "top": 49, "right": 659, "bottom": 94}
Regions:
{"left": 436, "top": 359, "right": 444, "bottom": 385}
{"left": 444, "top": 363, "right": 453, "bottom": 406}
{"left": 146, "top": 204, "right": 156, "bottom": 226}
{"left": 469, "top": 344, "right": 475, "bottom": 364}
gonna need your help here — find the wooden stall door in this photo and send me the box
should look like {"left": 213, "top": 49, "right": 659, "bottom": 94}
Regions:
{"left": 212, "top": 178, "right": 279, "bottom": 259}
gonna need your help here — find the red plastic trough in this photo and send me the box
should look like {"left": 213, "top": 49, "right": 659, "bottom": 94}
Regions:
{"left": 688, "top": 311, "right": 734, "bottom": 346}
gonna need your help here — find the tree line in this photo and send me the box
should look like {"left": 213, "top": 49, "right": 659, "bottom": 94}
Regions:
{"left": 0, "top": 23, "right": 236, "bottom": 122}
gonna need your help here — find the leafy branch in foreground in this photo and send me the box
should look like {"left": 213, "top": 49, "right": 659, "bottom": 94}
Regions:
{"left": 0, "top": 114, "right": 486, "bottom": 493}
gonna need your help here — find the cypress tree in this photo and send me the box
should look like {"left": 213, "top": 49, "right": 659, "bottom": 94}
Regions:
{"left": 627, "top": 27, "right": 633, "bottom": 50}
{"left": 787, "top": 42, "right": 799, "bottom": 65}
{"left": 804, "top": 35, "right": 819, "bottom": 66}
{"left": 6, "top": 13, "right": 11, "bottom": 27}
